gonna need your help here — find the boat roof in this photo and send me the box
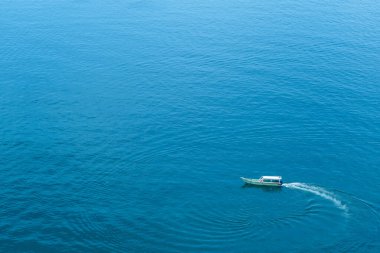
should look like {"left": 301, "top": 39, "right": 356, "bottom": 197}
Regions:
{"left": 261, "top": 176, "right": 282, "bottom": 180}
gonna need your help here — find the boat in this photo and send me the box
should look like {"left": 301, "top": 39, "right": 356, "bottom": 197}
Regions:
{"left": 240, "top": 176, "right": 283, "bottom": 186}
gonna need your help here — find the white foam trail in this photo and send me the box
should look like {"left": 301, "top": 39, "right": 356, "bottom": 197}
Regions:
{"left": 283, "top": 183, "right": 348, "bottom": 212}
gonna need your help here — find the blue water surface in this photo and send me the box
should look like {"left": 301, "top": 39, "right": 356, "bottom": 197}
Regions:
{"left": 0, "top": 0, "right": 380, "bottom": 252}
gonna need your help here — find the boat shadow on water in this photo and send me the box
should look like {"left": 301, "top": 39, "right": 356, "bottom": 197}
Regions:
{"left": 241, "top": 184, "right": 282, "bottom": 192}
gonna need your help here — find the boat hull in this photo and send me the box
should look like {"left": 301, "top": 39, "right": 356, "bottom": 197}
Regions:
{"left": 240, "top": 177, "right": 282, "bottom": 187}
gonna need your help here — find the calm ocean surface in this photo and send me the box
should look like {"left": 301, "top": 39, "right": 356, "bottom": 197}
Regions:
{"left": 0, "top": 0, "right": 380, "bottom": 252}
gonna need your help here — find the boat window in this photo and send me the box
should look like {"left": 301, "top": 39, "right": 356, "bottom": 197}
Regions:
{"left": 263, "top": 178, "right": 281, "bottom": 183}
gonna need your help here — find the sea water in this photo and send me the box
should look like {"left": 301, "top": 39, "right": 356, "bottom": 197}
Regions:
{"left": 0, "top": 0, "right": 379, "bottom": 252}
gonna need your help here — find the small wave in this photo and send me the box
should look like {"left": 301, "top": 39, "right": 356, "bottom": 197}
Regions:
{"left": 283, "top": 183, "right": 348, "bottom": 213}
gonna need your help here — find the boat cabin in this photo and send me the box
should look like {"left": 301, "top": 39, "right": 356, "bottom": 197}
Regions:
{"left": 259, "top": 176, "right": 282, "bottom": 185}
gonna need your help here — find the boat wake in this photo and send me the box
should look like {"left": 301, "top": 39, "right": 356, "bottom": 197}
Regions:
{"left": 283, "top": 183, "right": 348, "bottom": 213}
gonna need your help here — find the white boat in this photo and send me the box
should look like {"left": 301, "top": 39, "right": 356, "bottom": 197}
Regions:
{"left": 240, "top": 176, "right": 283, "bottom": 186}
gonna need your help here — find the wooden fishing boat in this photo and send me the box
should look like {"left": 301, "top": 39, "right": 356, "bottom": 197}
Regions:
{"left": 240, "top": 176, "right": 283, "bottom": 186}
